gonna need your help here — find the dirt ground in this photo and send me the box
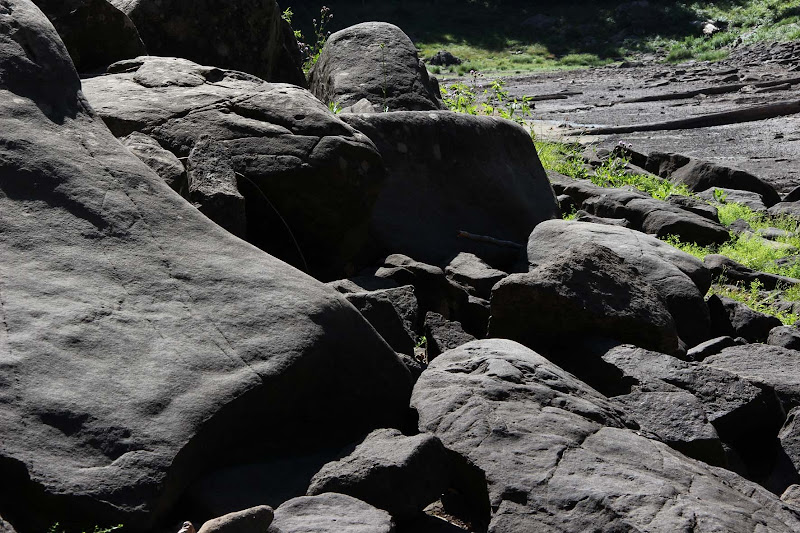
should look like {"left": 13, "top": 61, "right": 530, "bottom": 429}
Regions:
{"left": 493, "top": 41, "right": 800, "bottom": 193}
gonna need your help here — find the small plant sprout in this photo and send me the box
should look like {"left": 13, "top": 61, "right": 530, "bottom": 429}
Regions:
{"left": 327, "top": 101, "right": 342, "bottom": 114}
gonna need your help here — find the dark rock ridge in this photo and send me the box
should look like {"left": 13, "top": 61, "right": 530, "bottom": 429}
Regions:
{"left": 0, "top": 2, "right": 411, "bottom": 529}
{"left": 83, "top": 55, "right": 384, "bottom": 280}
{"left": 309, "top": 22, "right": 442, "bottom": 112}
{"left": 107, "top": 0, "right": 305, "bottom": 85}
{"left": 412, "top": 339, "right": 800, "bottom": 532}
{"left": 343, "top": 111, "right": 559, "bottom": 269}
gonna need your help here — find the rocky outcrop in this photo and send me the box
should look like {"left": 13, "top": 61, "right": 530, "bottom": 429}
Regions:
{"left": 32, "top": 0, "right": 145, "bottom": 72}
{"left": 83, "top": 56, "right": 384, "bottom": 280}
{"left": 343, "top": 112, "right": 559, "bottom": 268}
{"left": 412, "top": 339, "right": 800, "bottom": 532}
{"left": 527, "top": 220, "right": 712, "bottom": 346}
{"left": 309, "top": 22, "right": 442, "bottom": 112}
{"left": 107, "top": 0, "right": 305, "bottom": 85}
{"left": 0, "top": 3, "right": 411, "bottom": 530}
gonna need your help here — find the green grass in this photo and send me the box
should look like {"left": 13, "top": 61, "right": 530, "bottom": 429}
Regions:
{"left": 283, "top": 0, "right": 800, "bottom": 74}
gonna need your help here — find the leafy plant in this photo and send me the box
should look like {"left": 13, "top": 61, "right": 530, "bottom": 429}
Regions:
{"left": 327, "top": 101, "right": 342, "bottom": 114}
{"left": 440, "top": 71, "right": 534, "bottom": 126}
{"left": 49, "top": 524, "right": 123, "bottom": 533}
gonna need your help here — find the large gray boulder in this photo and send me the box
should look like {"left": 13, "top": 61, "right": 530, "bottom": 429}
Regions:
{"left": 107, "top": 0, "right": 305, "bottom": 85}
{"left": 32, "top": 0, "right": 145, "bottom": 72}
{"left": 83, "top": 55, "right": 384, "bottom": 280}
{"left": 343, "top": 112, "right": 559, "bottom": 268}
{"left": 411, "top": 339, "right": 800, "bottom": 532}
{"left": 490, "top": 243, "right": 680, "bottom": 355}
{"left": 268, "top": 493, "right": 395, "bottom": 533}
{"left": 0, "top": 2, "right": 411, "bottom": 530}
{"left": 527, "top": 220, "right": 712, "bottom": 346}
{"left": 198, "top": 506, "right": 274, "bottom": 533}
{"left": 309, "top": 22, "right": 442, "bottom": 112}
{"left": 306, "top": 428, "right": 450, "bottom": 520}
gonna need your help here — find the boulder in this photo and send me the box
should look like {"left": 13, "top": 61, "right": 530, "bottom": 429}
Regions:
{"left": 444, "top": 252, "right": 506, "bottom": 300}
{"left": 344, "top": 286, "right": 419, "bottom": 355}
{"left": 107, "top": 0, "right": 305, "bottom": 85}
{"left": 782, "top": 484, "right": 800, "bottom": 506}
{"left": 705, "top": 345, "right": 800, "bottom": 412}
{"left": 780, "top": 408, "right": 800, "bottom": 478}
{"left": 0, "top": 3, "right": 411, "bottom": 529}
{"left": 527, "top": 220, "right": 712, "bottom": 346}
{"left": 687, "top": 336, "right": 742, "bottom": 361}
{"left": 31, "top": 0, "right": 145, "bottom": 72}
{"left": 707, "top": 295, "right": 782, "bottom": 343}
{"left": 198, "top": 506, "right": 274, "bottom": 533}
{"left": 645, "top": 152, "right": 780, "bottom": 207}
{"left": 83, "top": 56, "right": 384, "bottom": 280}
{"left": 698, "top": 187, "right": 769, "bottom": 212}
{"left": 768, "top": 325, "right": 800, "bottom": 350}
{"left": 120, "top": 132, "right": 186, "bottom": 193}
{"left": 704, "top": 254, "right": 800, "bottom": 290}
{"left": 427, "top": 50, "right": 462, "bottom": 66}
{"left": 424, "top": 312, "right": 475, "bottom": 361}
{"left": 612, "top": 390, "right": 725, "bottom": 466}
{"left": 342, "top": 112, "right": 559, "bottom": 269}
{"left": 0, "top": 518, "right": 15, "bottom": 533}
{"left": 666, "top": 194, "right": 719, "bottom": 222}
{"left": 306, "top": 429, "right": 450, "bottom": 520}
{"left": 186, "top": 137, "right": 247, "bottom": 238}
{"left": 309, "top": 22, "right": 442, "bottom": 112}
{"left": 412, "top": 339, "right": 800, "bottom": 532}
{"left": 769, "top": 201, "right": 800, "bottom": 219}
{"left": 267, "top": 493, "right": 395, "bottom": 533}
{"left": 491, "top": 243, "right": 680, "bottom": 355}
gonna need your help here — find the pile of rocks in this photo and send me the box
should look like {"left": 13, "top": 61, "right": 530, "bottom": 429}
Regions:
{"left": 1, "top": 1, "right": 800, "bottom": 532}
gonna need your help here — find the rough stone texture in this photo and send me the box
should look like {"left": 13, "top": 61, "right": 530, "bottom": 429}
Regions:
{"left": 107, "top": 0, "right": 305, "bottom": 85}
{"left": 83, "top": 55, "right": 384, "bottom": 280}
{"left": 424, "top": 312, "right": 476, "bottom": 361}
{"left": 444, "top": 252, "right": 507, "bottom": 301}
{"left": 344, "top": 286, "right": 419, "bottom": 356}
{"left": 0, "top": 517, "right": 15, "bottom": 533}
{"left": 268, "top": 493, "right": 395, "bottom": 533}
{"left": 527, "top": 220, "right": 712, "bottom": 346}
{"left": 708, "top": 295, "right": 782, "bottom": 343}
{"left": 307, "top": 428, "right": 450, "bottom": 520}
{"left": 187, "top": 137, "right": 247, "bottom": 238}
{"left": 412, "top": 339, "right": 800, "bottom": 532}
{"left": 0, "top": 3, "right": 411, "bottom": 530}
{"left": 782, "top": 484, "right": 800, "bottom": 506}
{"left": 32, "top": 0, "right": 145, "bottom": 72}
{"left": 687, "top": 336, "right": 741, "bottom": 361}
{"left": 198, "top": 506, "right": 274, "bottom": 533}
{"left": 612, "top": 390, "right": 726, "bottom": 466}
{"left": 342, "top": 112, "right": 559, "bottom": 269}
{"left": 309, "top": 22, "right": 442, "bottom": 112}
{"left": 549, "top": 172, "right": 730, "bottom": 246}
{"left": 768, "top": 325, "right": 800, "bottom": 350}
{"left": 780, "top": 407, "right": 800, "bottom": 477}
{"left": 705, "top": 345, "right": 800, "bottom": 412}
{"left": 645, "top": 152, "right": 781, "bottom": 206}
{"left": 491, "top": 243, "right": 679, "bottom": 355}
{"left": 704, "top": 254, "right": 800, "bottom": 290}
{"left": 601, "top": 345, "right": 785, "bottom": 483}
{"left": 120, "top": 132, "right": 186, "bottom": 193}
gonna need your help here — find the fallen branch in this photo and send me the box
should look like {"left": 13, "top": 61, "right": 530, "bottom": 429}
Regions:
{"left": 618, "top": 76, "right": 800, "bottom": 104}
{"left": 457, "top": 231, "right": 523, "bottom": 249}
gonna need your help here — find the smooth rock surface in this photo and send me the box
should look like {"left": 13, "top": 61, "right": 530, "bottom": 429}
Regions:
{"left": 268, "top": 493, "right": 395, "bottom": 533}
{"left": 527, "top": 220, "right": 712, "bottom": 346}
{"left": 198, "top": 506, "right": 274, "bottom": 533}
{"left": 0, "top": 3, "right": 411, "bottom": 529}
